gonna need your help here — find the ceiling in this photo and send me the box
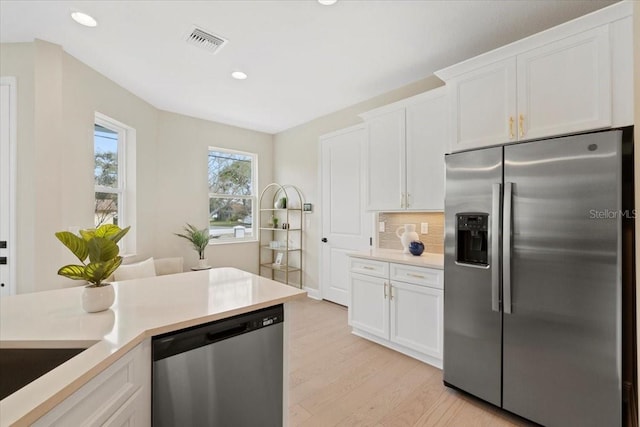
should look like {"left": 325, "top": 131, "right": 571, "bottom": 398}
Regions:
{"left": 0, "top": 0, "right": 618, "bottom": 134}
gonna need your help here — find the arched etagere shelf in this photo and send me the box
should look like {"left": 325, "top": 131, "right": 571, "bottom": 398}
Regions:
{"left": 258, "top": 183, "right": 303, "bottom": 288}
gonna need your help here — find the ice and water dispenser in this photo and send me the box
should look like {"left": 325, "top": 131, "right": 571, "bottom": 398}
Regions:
{"left": 456, "top": 213, "right": 489, "bottom": 266}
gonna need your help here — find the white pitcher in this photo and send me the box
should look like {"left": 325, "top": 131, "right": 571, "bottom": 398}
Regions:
{"left": 396, "top": 224, "right": 419, "bottom": 254}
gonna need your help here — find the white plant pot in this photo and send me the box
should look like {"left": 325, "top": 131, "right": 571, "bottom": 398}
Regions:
{"left": 197, "top": 259, "right": 209, "bottom": 269}
{"left": 82, "top": 284, "right": 115, "bottom": 313}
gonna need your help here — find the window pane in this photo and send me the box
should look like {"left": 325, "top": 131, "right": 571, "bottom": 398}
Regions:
{"left": 94, "top": 125, "right": 118, "bottom": 188}
{"left": 209, "top": 197, "right": 253, "bottom": 239}
{"left": 208, "top": 151, "right": 252, "bottom": 196}
{"left": 95, "top": 192, "right": 118, "bottom": 227}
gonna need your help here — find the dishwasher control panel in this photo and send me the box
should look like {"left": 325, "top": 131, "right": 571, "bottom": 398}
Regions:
{"left": 152, "top": 304, "right": 284, "bottom": 361}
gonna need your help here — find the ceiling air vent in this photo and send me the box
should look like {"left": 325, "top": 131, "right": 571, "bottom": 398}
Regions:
{"left": 186, "top": 27, "right": 228, "bottom": 54}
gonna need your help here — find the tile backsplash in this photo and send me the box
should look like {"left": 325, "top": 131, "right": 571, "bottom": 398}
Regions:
{"left": 378, "top": 212, "right": 444, "bottom": 254}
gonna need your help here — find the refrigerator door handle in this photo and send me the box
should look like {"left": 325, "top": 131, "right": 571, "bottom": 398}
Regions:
{"left": 503, "top": 182, "right": 513, "bottom": 314}
{"left": 491, "top": 183, "right": 501, "bottom": 312}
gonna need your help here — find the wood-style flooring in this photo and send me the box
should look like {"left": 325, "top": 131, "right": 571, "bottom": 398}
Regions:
{"left": 287, "top": 298, "right": 533, "bottom": 427}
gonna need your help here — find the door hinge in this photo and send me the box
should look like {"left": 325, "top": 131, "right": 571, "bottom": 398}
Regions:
{"left": 369, "top": 237, "right": 372, "bottom": 246}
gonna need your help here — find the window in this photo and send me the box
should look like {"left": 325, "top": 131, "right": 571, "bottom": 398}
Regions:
{"left": 208, "top": 148, "right": 257, "bottom": 242}
{"left": 94, "top": 113, "right": 136, "bottom": 253}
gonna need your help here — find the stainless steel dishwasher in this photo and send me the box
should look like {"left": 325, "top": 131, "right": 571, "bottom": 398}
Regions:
{"left": 152, "top": 304, "right": 284, "bottom": 427}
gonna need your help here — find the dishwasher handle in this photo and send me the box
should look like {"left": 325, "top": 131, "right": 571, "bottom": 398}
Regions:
{"left": 206, "top": 324, "right": 248, "bottom": 343}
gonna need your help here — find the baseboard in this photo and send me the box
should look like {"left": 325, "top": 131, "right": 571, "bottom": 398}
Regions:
{"left": 303, "top": 286, "right": 322, "bottom": 300}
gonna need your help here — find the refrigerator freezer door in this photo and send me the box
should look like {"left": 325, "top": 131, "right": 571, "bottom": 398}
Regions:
{"left": 503, "top": 131, "right": 622, "bottom": 427}
{"left": 443, "top": 147, "right": 503, "bottom": 406}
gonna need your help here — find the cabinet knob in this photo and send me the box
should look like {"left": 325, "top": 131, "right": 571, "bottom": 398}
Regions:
{"left": 321, "top": 238, "right": 328, "bottom": 243}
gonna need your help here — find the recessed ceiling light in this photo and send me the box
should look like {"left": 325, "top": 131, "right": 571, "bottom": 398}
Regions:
{"left": 231, "top": 71, "right": 248, "bottom": 80}
{"left": 71, "top": 11, "right": 97, "bottom": 27}
{"left": 318, "top": 0, "right": 338, "bottom": 5}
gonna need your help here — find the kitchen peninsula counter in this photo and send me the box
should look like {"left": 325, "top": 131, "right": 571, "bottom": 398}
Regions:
{"left": 0, "top": 268, "right": 305, "bottom": 426}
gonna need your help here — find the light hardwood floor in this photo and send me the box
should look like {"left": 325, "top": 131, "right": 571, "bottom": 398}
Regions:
{"left": 287, "top": 298, "right": 534, "bottom": 427}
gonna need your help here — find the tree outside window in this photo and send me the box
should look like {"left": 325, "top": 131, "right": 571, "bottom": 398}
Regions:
{"left": 94, "top": 124, "right": 121, "bottom": 228}
{"left": 208, "top": 148, "right": 256, "bottom": 240}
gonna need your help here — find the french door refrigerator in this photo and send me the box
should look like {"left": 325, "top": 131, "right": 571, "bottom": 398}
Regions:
{"left": 443, "top": 129, "right": 635, "bottom": 427}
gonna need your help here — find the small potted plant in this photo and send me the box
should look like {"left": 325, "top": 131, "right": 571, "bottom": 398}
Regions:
{"left": 55, "top": 224, "right": 130, "bottom": 313}
{"left": 175, "top": 223, "right": 211, "bottom": 269}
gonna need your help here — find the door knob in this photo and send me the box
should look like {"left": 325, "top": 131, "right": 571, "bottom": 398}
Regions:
{"left": 321, "top": 238, "right": 328, "bottom": 243}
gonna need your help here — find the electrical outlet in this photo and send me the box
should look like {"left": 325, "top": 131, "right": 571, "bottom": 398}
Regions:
{"left": 379, "top": 221, "right": 385, "bottom": 232}
{"left": 421, "top": 222, "right": 429, "bottom": 234}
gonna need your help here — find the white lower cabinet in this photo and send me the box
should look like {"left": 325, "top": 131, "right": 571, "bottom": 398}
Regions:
{"left": 349, "top": 257, "right": 443, "bottom": 368}
{"left": 34, "top": 339, "right": 151, "bottom": 427}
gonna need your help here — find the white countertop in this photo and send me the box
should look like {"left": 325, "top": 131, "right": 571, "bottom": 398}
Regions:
{"left": 0, "top": 268, "right": 306, "bottom": 426}
{"left": 349, "top": 248, "right": 444, "bottom": 270}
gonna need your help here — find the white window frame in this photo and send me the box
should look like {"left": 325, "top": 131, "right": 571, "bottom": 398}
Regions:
{"left": 94, "top": 112, "right": 136, "bottom": 254}
{"left": 208, "top": 147, "right": 258, "bottom": 244}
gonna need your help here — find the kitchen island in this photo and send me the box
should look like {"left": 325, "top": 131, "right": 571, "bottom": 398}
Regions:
{"left": 0, "top": 268, "right": 306, "bottom": 426}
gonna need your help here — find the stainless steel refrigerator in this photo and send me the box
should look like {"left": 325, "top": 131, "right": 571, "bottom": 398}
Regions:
{"left": 443, "top": 129, "right": 635, "bottom": 427}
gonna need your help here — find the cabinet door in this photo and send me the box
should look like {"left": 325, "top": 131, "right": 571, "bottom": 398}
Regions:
{"left": 517, "top": 26, "right": 611, "bottom": 141}
{"left": 33, "top": 340, "right": 151, "bottom": 427}
{"left": 405, "top": 92, "right": 446, "bottom": 210}
{"left": 366, "top": 109, "right": 405, "bottom": 210}
{"left": 449, "top": 58, "right": 517, "bottom": 152}
{"left": 389, "top": 281, "right": 443, "bottom": 359}
{"left": 349, "top": 272, "right": 389, "bottom": 339}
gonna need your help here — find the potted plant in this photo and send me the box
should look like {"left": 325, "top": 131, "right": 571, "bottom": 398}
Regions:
{"left": 175, "top": 223, "right": 211, "bottom": 269}
{"left": 55, "top": 224, "right": 130, "bottom": 313}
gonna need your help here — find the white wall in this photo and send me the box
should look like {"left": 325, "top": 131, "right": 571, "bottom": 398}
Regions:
{"left": 154, "top": 111, "right": 273, "bottom": 272}
{"left": 0, "top": 40, "right": 273, "bottom": 293}
{"left": 273, "top": 75, "right": 443, "bottom": 293}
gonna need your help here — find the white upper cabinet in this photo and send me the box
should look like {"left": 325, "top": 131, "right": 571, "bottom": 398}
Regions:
{"left": 449, "top": 58, "right": 517, "bottom": 152}
{"left": 365, "top": 108, "right": 405, "bottom": 211}
{"left": 516, "top": 26, "right": 611, "bottom": 141}
{"left": 361, "top": 87, "right": 447, "bottom": 211}
{"left": 405, "top": 92, "right": 447, "bottom": 210}
{"left": 436, "top": 1, "right": 633, "bottom": 153}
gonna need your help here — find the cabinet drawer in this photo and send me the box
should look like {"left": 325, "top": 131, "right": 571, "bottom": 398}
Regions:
{"left": 350, "top": 257, "right": 389, "bottom": 278}
{"left": 390, "top": 263, "right": 442, "bottom": 289}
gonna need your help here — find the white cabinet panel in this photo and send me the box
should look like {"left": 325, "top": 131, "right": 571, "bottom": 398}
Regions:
{"left": 366, "top": 109, "right": 405, "bottom": 210}
{"left": 362, "top": 88, "right": 447, "bottom": 211}
{"left": 405, "top": 93, "right": 447, "bottom": 210}
{"left": 349, "top": 258, "right": 443, "bottom": 367}
{"left": 390, "top": 263, "right": 443, "bottom": 289}
{"left": 349, "top": 272, "right": 388, "bottom": 339}
{"left": 517, "top": 26, "right": 611, "bottom": 140}
{"left": 34, "top": 340, "right": 151, "bottom": 427}
{"left": 349, "top": 257, "right": 388, "bottom": 279}
{"left": 438, "top": 4, "right": 632, "bottom": 154}
{"left": 390, "top": 281, "right": 443, "bottom": 359}
{"left": 450, "top": 58, "right": 516, "bottom": 152}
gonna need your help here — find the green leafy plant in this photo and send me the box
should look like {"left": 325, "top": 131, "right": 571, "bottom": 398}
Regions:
{"left": 175, "top": 223, "right": 211, "bottom": 260}
{"left": 55, "top": 224, "right": 130, "bottom": 287}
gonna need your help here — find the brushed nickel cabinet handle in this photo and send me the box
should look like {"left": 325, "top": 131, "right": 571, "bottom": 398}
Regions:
{"left": 407, "top": 273, "right": 425, "bottom": 279}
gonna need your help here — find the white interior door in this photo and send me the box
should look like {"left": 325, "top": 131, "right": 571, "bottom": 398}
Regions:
{"left": 0, "top": 77, "right": 16, "bottom": 297}
{"left": 320, "top": 125, "right": 372, "bottom": 306}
